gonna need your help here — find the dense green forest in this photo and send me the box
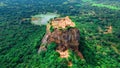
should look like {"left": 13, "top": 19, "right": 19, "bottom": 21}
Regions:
{"left": 0, "top": 0, "right": 120, "bottom": 68}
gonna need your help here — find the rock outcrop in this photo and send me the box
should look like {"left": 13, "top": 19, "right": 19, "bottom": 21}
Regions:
{"left": 38, "top": 16, "right": 83, "bottom": 59}
{"left": 104, "top": 26, "right": 112, "bottom": 34}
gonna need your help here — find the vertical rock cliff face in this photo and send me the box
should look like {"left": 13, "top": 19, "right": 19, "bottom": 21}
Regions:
{"left": 38, "top": 16, "right": 83, "bottom": 59}
{"left": 48, "top": 28, "right": 80, "bottom": 52}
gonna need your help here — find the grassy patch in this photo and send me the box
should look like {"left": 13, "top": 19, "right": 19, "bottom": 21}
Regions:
{"left": 92, "top": 3, "right": 120, "bottom": 10}
{"left": 82, "top": 0, "right": 92, "bottom": 2}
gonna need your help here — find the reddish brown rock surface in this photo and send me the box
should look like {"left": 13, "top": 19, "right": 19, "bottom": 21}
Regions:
{"left": 48, "top": 28, "right": 80, "bottom": 51}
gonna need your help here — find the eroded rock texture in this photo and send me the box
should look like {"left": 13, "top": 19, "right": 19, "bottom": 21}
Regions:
{"left": 48, "top": 28, "right": 80, "bottom": 51}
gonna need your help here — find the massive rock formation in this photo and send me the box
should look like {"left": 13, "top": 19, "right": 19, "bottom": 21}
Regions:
{"left": 38, "top": 16, "right": 83, "bottom": 59}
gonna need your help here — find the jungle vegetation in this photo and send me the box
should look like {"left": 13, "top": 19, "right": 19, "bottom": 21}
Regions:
{"left": 0, "top": 0, "right": 120, "bottom": 68}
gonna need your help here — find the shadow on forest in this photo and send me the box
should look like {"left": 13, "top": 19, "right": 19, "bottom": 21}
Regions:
{"left": 79, "top": 32, "right": 98, "bottom": 65}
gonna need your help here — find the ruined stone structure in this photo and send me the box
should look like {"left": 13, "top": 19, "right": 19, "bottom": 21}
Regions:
{"left": 50, "top": 16, "right": 75, "bottom": 29}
